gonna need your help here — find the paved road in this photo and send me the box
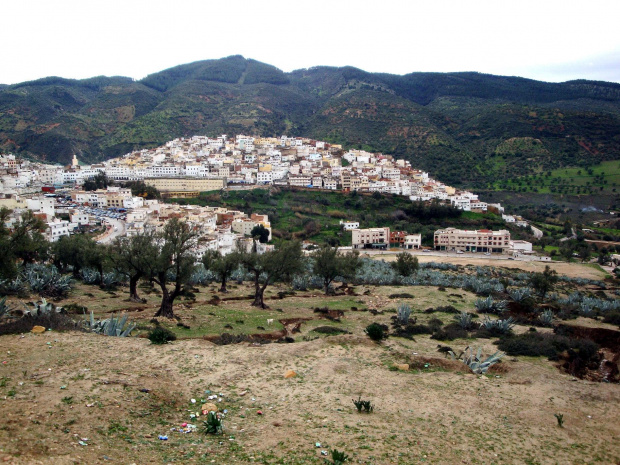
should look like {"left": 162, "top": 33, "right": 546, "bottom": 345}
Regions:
{"left": 98, "top": 218, "right": 126, "bottom": 244}
{"left": 344, "top": 248, "right": 549, "bottom": 263}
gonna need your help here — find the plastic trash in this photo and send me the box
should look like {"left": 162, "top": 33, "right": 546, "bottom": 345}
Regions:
{"left": 158, "top": 435, "right": 168, "bottom": 440}
{"left": 315, "top": 442, "right": 321, "bottom": 447}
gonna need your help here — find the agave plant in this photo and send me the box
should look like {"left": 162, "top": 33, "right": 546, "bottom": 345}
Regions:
{"left": 22, "top": 264, "right": 72, "bottom": 297}
{"left": 80, "top": 268, "right": 101, "bottom": 285}
{"left": 23, "top": 298, "right": 65, "bottom": 317}
{"left": 0, "top": 296, "right": 14, "bottom": 319}
{"left": 397, "top": 303, "right": 412, "bottom": 325}
{"left": 474, "top": 296, "right": 507, "bottom": 314}
{"left": 292, "top": 274, "right": 309, "bottom": 291}
{"left": 480, "top": 316, "right": 515, "bottom": 334}
{"left": 454, "top": 311, "right": 474, "bottom": 330}
{"left": 0, "top": 276, "right": 27, "bottom": 296}
{"left": 202, "top": 411, "right": 223, "bottom": 435}
{"left": 85, "top": 312, "right": 135, "bottom": 337}
{"left": 538, "top": 309, "right": 555, "bottom": 326}
{"left": 508, "top": 287, "right": 532, "bottom": 303}
{"left": 452, "top": 347, "right": 504, "bottom": 375}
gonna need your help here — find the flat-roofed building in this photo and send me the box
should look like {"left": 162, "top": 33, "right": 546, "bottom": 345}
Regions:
{"left": 404, "top": 234, "right": 422, "bottom": 249}
{"left": 352, "top": 227, "right": 390, "bottom": 250}
{"left": 434, "top": 228, "right": 510, "bottom": 253}
{"left": 144, "top": 177, "right": 225, "bottom": 198}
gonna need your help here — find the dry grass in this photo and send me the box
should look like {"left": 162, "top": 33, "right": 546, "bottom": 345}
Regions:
{"left": 0, "top": 262, "right": 619, "bottom": 464}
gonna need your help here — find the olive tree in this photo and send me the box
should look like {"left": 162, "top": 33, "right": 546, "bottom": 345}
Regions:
{"left": 145, "top": 219, "right": 198, "bottom": 318}
{"left": 201, "top": 249, "right": 242, "bottom": 293}
{"left": 240, "top": 240, "right": 305, "bottom": 308}
{"left": 311, "top": 245, "right": 360, "bottom": 295}
{"left": 111, "top": 231, "right": 158, "bottom": 302}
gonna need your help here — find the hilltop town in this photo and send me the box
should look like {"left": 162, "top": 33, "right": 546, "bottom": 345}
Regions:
{"left": 0, "top": 134, "right": 540, "bottom": 257}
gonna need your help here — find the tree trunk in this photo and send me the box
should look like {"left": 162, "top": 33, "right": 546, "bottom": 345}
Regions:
{"left": 219, "top": 275, "right": 228, "bottom": 293}
{"left": 154, "top": 276, "right": 176, "bottom": 318}
{"left": 98, "top": 264, "right": 105, "bottom": 287}
{"left": 129, "top": 273, "right": 143, "bottom": 302}
{"left": 252, "top": 282, "right": 269, "bottom": 309}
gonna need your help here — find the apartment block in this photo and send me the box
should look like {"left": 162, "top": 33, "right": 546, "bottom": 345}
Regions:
{"left": 434, "top": 228, "right": 510, "bottom": 253}
{"left": 352, "top": 227, "right": 390, "bottom": 249}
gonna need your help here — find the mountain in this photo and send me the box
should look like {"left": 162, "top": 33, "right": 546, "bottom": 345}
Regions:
{"left": 2, "top": 55, "right": 620, "bottom": 187}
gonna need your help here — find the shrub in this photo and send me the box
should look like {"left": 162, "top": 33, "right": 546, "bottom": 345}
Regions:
{"left": 330, "top": 449, "right": 350, "bottom": 465}
{"left": 397, "top": 303, "right": 412, "bottom": 325}
{"left": 311, "top": 326, "right": 350, "bottom": 335}
{"left": 352, "top": 396, "right": 373, "bottom": 413}
{"left": 430, "top": 323, "right": 468, "bottom": 341}
{"left": 427, "top": 317, "right": 444, "bottom": 331}
{"left": 496, "top": 332, "right": 599, "bottom": 365}
{"left": 603, "top": 311, "right": 620, "bottom": 326}
{"left": 389, "top": 293, "right": 414, "bottom": 299}
{"left": 148, "top": 327, "right": 177, "bottom": 344}
{"left": 365, "top": 323, "right": 388, "bottom": 341}
{"left": 0, "top": 312, "right": 81, "bottom": 336}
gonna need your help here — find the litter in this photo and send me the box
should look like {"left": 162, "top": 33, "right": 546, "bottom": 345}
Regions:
{"left": 321, "top": 451, "right": 328, "bottom": 456}
{"left": 315, "top": 442, "right": 321, "bottom": 447}
{"left": 158, "top": 435, "right": 168, "bottom": 440}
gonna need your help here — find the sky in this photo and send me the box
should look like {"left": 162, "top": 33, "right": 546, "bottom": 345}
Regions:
{"left": 2, "top": 0, "right": 620, "bottom": 85}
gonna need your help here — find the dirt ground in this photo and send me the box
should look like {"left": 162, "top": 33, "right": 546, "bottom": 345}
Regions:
{"left": 369, "top": 253, "right": 607, "bottom": 281}
{"left": 0, "top": 261, "right": 619, "bottom": 464}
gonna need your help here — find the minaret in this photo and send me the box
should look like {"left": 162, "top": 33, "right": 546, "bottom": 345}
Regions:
{"left": 71, "top": 154, "right": 78, "bottom": 167}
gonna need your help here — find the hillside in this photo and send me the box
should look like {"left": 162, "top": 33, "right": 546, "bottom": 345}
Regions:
{"left": 2, "top": 55, "right": 620, "bottom": 187}
{"left": 1, "top": 259, "right": 619, "bottom": 464}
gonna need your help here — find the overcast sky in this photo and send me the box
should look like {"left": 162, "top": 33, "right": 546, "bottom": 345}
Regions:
{"left": 2, "top": 0, "right": 619, "bottom": 85}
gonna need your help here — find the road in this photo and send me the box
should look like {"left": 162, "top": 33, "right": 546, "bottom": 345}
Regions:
{"left": 98, "top": 217, "right": 126, "bottom": 244}
{"left": 343, "top": 248, "right": 550, "bottom": 263}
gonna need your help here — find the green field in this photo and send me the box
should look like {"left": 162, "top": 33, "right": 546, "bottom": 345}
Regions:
{"left": 493, "top": 160, "right": 620, "bottom": 195}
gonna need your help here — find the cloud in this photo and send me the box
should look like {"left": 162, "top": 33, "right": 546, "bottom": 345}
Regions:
{"left": 524, "top": 50, "right": 620, "bottom": 83}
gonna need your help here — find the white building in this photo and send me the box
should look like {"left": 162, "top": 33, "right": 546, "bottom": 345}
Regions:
{"left": 434, "top": 228, "right": 510, "bottom": 253}
{"left": 352, "top": 227, "right": 390, "bottom": 249}
{"left": 46, "top": 219, "right": 71, "bottom": 242}
{"left": 404, "top": 234, "right": 422, "bottom": 249}
{"left": 340, "top": 221, "right": 360, "bottom": 231}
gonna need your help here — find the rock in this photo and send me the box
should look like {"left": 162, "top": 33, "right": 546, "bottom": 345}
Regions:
{"left": 31, "top": 326, "right": 46, "bottom": 334}
{"left": 284, "top": 370, "right": 297, "bottom": 378}
{"left": 395, "top": 364, "right": 409, "bottom": 371}
{"left": 201, "top": 403, "right": 218, "bottom": 414}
